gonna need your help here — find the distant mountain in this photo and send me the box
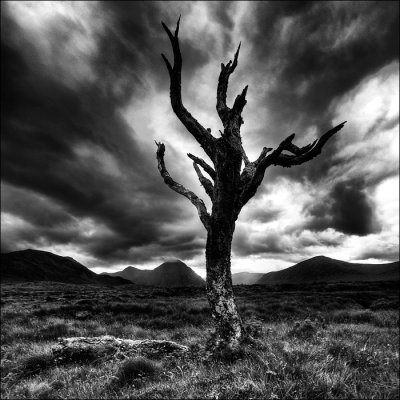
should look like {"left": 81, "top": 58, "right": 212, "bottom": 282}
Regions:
{"left": 1, "top": 249, "right": 131, "bottom": 285}
{"left": 257, "top": 256, "right": 399, "bottom": 285}
{"left": 232, "top": 272, "right": 264, "bottom": 285}
{"left": 104, "top": 266, "right": 153, "bottom": 284}
{"left": 102, "top": 260, "right": 205, "bottom": 287}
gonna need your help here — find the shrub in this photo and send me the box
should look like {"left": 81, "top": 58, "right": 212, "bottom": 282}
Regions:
{"left": 370, "top": 298, "right": 399, "bottom": 310}
{"left": 347, "top": 348, "right": 380, "bottom": 371}
{"left": 288, "top": 319, "right": 319, "bottom": 340}
{"left": 328, "top": 341, "right": 354, "bottom": 358}
{"left": 116, "top": 357, "right": 162, "bottom": 385}
{"left": 328, "top": 342, "right": 380, "bottom": 371}
{"left": 372, "top": 310, "right": 399, "bottom": 328}
{"left": 20, "top": 353, "right": 54, "bottom": 376}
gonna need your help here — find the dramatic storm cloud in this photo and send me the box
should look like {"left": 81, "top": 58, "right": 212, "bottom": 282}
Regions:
{"left": 1, "top": 1, "right": 399, "bottom": 275}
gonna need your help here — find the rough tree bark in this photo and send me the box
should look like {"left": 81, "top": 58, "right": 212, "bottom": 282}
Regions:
{"left": 157, "top": 17, "right": 346, "bottom": 350}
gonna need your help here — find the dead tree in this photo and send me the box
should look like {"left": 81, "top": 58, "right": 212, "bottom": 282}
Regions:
{"left": 156, "top": 17, "right": 346, "bottom": 350}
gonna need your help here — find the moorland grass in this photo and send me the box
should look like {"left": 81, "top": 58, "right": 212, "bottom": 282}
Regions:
{"left": 1, "top": 281, "right": 399, "bottom": 399}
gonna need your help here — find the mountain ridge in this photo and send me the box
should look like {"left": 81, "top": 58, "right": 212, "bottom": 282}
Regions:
{"left": 1, "top": 249, "right": 130, "bottom": 285}
{"left": 2, "top": 250, "right": 397, "bottom": 287}
{"left": 102, "top": 260, "right": 205, "bottom": 287}
{"left": 257, "top": 255, "right": 399, "bottom": 285}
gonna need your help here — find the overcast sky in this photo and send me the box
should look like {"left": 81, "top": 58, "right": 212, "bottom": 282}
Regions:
{"left": 1, "top": 1, "right": 399, "bottom": 277}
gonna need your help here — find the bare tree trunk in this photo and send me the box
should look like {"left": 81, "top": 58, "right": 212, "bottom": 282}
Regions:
{"left": 205, "top": 134, "right": 245, "bottom": 349}
{"left": 206, "top": 219, "right": 244, "bottom": 349}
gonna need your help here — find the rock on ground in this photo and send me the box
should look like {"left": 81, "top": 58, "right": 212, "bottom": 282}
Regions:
{"left": 52, "top": 336, "right": 189, "bottom": 364}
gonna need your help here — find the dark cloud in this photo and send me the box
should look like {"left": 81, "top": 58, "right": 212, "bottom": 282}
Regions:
{"left": 233, "top": 230, "right": 288, "bottom": 257}
{"left": 329, "top": 179, "right": 380, "bottom": 236}
{"left": 245, "top": 209, "right": 282, "bottom": 224}
{"left": 1, "top": 184, "right": 73, "bottom": 229}
{"left": 208, "top": 2, "right": 236, "bottom": 50}
{"left": 243, "top": 1, "right": 398, "bottom": 184}
{"left": 250, "top": 2, "right": 398, "bottom": 121}
{"left": 0, "top": 4, "right": 206, "bottom": 265}
{"left": 212, "top": 1, "right": 235, "bottom": 31}
{"left": 95, "top": 1, "right": 211, "bottom": 95}
{"left": 306, "top": 178, "right": 380, "bottom": 236}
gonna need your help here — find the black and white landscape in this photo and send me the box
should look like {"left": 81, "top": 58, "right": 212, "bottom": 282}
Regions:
{"left": 1, "top": 2, "right": 399, "bottom": 399}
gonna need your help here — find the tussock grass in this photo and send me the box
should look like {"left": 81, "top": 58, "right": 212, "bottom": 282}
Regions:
{"left": 20, "top": 352, "right": 54, "bottom": 377}
{"left": 114, "top": 357, "right": 162, "bottom": 387}
{"left": 1, "top": 281, "right": 399, "bottom": 399}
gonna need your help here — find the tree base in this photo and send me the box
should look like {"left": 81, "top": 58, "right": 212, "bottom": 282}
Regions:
{"left": 52, "top": 336, "right": 189, "bottom": 364}
{"left": 205, "top": 328, "right": 245, "bottom": 353}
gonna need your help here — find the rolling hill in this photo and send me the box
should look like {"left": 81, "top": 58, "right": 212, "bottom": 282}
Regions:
{"left": 1, "top": 249, "right": 130, "bottom": 285}
{"left": 232, "top": 272, "right": 264, "bottom": 285}
{"left": 257, "top": 256, "right": 399, "bottom": 285}
{"left": 102, "top": 260, "right": 205, "bottom": 287}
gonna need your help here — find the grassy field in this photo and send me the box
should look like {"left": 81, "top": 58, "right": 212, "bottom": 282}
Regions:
{"left": 1, "top": 281, "right": 399, "bottom": 399}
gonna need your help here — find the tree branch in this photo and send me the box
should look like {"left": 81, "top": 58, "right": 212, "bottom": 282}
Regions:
{"left": 254, "top": 146, "right": 273, "bottom": 167}
{"left": 216, "top": 43, "right": 241, "bottom": 126}
{"left": 155, "top": 142, "right": 211, "bottom": 230}
{"left": 239, "top": 121, "right": 347, "bottom": 207}
{"left": 161, "top": 18, "right": 216, "bottom": 157}
{"left": 239, "top": 146, "right": 272, "bottom": 186}
{"left": 240, "top": 142, "right": 250, "bottom": 166}
{"left": 193, "top": 162, "right": 214, "bottom": 200}
{"left": 272, "top": 121, "right": 347, "bottom": 168}
{"left": 232, "top": 85, "right": 248, "bottom": 115}
{"left": 187, "top": 153, "right": 216, "bottom": 180}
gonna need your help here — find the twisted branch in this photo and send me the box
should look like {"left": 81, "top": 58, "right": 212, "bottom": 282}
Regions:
{"left": 232, "top": 85, "right": 248, "bottom": 116}
{"left": 217, "top": 43, "right": 241, "bottom": 126}
{"left": 239, "top": 121, "right": 347, "bottom": 207}
{"left": 161, "top": 17, "right": 215, "bottom": 157}
{"left": 193, "top": 163, "right": 214, "bottom": 200}
{"left": 155, "top": 141, "right": 211, "bottom": 230}
{"left": 272, "top": 121, "right": 347, "bottom": 167}
{"left": 240, "top": 142, "right": 250, "bottom": 166}
{"left": 187, "top": 153, "right": 216, "bottom": 180}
